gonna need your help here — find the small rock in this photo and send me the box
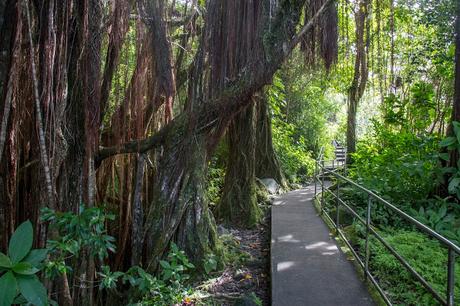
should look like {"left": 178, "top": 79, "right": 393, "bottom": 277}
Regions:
{"left": 217, "top": 225, "right": 230, "bottom": 235}
{"left": 259, "top": 178, "right": 280, "bottom": 194}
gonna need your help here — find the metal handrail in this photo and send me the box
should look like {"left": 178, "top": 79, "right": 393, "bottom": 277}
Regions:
{"left": 314, "top": 153, "right": 458, "bottom": 306}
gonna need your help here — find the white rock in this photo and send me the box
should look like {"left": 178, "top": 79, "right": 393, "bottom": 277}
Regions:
{"left": 259, "top": 178, "right": 280, "bottom": 194}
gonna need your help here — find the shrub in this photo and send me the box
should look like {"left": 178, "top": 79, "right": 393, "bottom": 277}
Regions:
{"left": 360, "top": 229, "right": 460, "bottom": 305}
{"left": 349, "top": 123, "right": 440, "bottom": 209}
{"left": 99, "top": 242, "right": 196, "bottom": 305}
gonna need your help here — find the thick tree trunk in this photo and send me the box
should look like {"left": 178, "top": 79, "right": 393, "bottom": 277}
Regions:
{"left": 449, "top": 0, "right": 460, "bottom": 168}
{"left": 255, "top": 94, "right": 286, "bottom": 188}
{"left": 217, "top": 102, "right": 261, "bottom": 228}
{"left": 131, "top": 154, "right": 145, "bottom": 266}
{"left": 346, "top": 0, "right": 370, "bottom": 162}
{"left": 144, "top": 131, "right": 220, "bottom": 269}
{"left": 216, "top": 93, "right": 285, "bottom": 229}
{"left": 78, "top": 0, "right": 102, "bottom": 303}
{"left": 0, "top": 0, "right": 19, "bottom": 254}
{"left": 346, "top": 96, "right": 358, "bottom": 155}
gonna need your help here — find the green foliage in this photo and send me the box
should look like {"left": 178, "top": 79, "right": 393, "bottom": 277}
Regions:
{"left": 338, "top": 121, "right": 460, "bottom": 243}
{"left": 439, "top": 121, "right": 460, "bottom": 198}
{"left": 39, "top": 206, "right": 204, "bottom": 305}
{"left": 349, "top": 122, "right": 440, "bottom": 214}
{"left": 40, "top": 205, "right": 116, "bottom": 278}
{"left": 381, "top": 94, "right": 406, "bottom": 127}
{"left": 410, "top": 201, "right": 460, "bottom": 245}
{"left": 360, "top": 229, "right": 460, "bottom": 305}
{"left": 267, "top": 75, "right": 317, "bottom": 182}
{"left": 8, "top": 221, "right": 33, "bottom": 264}
{"left": 99, "top": 243, "right": 195, "bottom": 305}
{"left": 381, "top": 82, "right": 438, "bottom": 133}
{"left": 206, "top": 166, "right": 225, "bottom": 206}
{"left": 159, "top": 243, "right": 195, "bottom": 283}
{"left": 319, "top": 0, "right": 459, "bottom": 304}
{"left": 0, "top": 272, "right": 17, "bottom": 306}
{"left": 267, "top": 51, "right": 341, "bottom": 183}
{"left": 220, "top": 234, "right": 251, "bottom": 267}
{"left": 206, "top": 141, "right": 227, "bottom": 206}
{"left": 0, "top": 221, "right": 49, "bottom": 306}
{"left": 203, "top": 253, "right": 218, "bottom": 275}
{"left": 333, "top": 119, "right": 460, "bottom": 304}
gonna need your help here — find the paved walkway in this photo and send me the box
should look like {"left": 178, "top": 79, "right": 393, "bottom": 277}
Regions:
{"left": 271, "top": 184, "right": 375, "bottom": 306}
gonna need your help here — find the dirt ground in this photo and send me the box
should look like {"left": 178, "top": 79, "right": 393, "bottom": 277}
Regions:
{"left": 198, "top": 211, "right": 271, "bottom": 306}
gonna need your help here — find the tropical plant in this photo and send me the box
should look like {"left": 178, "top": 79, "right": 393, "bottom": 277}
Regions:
{"left": 0, "top": 221, "right": 49, "bottom": 306}
{"left": 349, "top": 122, "right": 439, "bottom": 210}
{"left": 362, "top": 230, "right": 460, "bottom": 305}
{"left": 439, "top": 121, "right": 460, "bottom": 198}
{"left": 98, "top": 242, "right": 196, "bottom": 305}
{"left": 203, "top": 253, "right": 218, "bottom": 275}
{"left": 40, "top": 205, "right": 116, "bottom": 278}
{"left": 267, "top": 75, "right": 318, "bottom": 182}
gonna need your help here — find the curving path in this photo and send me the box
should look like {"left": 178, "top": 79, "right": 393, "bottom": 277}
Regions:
{"left": 271, "top": 184, "right": 375, "bottom": 306}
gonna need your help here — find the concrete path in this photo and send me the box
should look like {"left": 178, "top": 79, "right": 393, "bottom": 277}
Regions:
{"left": 271, "top": 184, "right": 375, "bottom": 306}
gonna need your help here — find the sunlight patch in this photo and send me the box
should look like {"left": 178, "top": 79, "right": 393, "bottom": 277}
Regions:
{"left": 278, "top": 234, "right": 300, "bottom": 243}
{"left": 277, "top": 261, "right": 295, "bottom": 272}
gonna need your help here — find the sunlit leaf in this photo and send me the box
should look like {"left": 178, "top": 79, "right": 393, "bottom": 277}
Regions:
{"left": 8, "top": 221, "right": 33, "bottom": 264}
{"left": 0, "top": 272, "right": 17, "bottom": 306}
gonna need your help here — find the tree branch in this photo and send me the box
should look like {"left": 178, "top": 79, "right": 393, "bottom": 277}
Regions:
{"left": 95, "top": 0, "right": 335, "bottom": 164}
{"left": 95, "top": 120, "right": 174, "bottom": 165}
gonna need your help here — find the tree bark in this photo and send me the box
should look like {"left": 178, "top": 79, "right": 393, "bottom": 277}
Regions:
{"left": 217, "top": 102, "right": 261, "bottom": 228}
{"left": 25, "top": 0, "right": 55, "bottom": 209}
{"left": 100, "top": 0, "right": 131, "bottom": 122}
{"left": 346, "top": 0, "right": 370, "bottom": 161}
{"left": 144, "top": 131, "right": 220, "bottom": 269}
{"left": 131, "top": 154, "right": 145, "bottom": 266}
{"left": 255, "top": 93, "right": 287, "bottom": 188}
{"left": 139, "top": 0, "right": 176, "bottom": 122}
{"left": 449, "top": 0, "right": 460, "bottom": 168}
{"left": 0, "top": 0, "right": 19, "bottom": 252}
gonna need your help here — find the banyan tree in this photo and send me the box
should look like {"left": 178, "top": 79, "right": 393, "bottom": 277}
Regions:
{"left": 0, "top": 0, "right": 337, "bottom": 303}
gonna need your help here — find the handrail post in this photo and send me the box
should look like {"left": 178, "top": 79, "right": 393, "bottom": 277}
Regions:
{"left": 336, "top": 179, "right": 340, "bottom": 230}
{"left": 321, "top": 160, "right": 325, "bottom": 214}
{"left": 447, "top": 248, "right": 455, "bottom": 306}
{"left": 344, "top": 151, "right": 347, "bottom": 175}
{"left": 365, "top": 195, "right": 372, "bottom": 282}
{"left": 314, "top": 161, "right": 318, "bottom": 196}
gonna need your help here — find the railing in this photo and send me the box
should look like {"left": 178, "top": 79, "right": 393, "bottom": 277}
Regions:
{"left": 314, "top": 155, "right": 460, "bottom": 306}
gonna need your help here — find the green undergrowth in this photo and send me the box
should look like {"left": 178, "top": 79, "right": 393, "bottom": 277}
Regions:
{"left": 347, "top": 226, "right": 460, "bottom": 305}
{"left": 0, "top": 206, "right": 265, "bottom": 306}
